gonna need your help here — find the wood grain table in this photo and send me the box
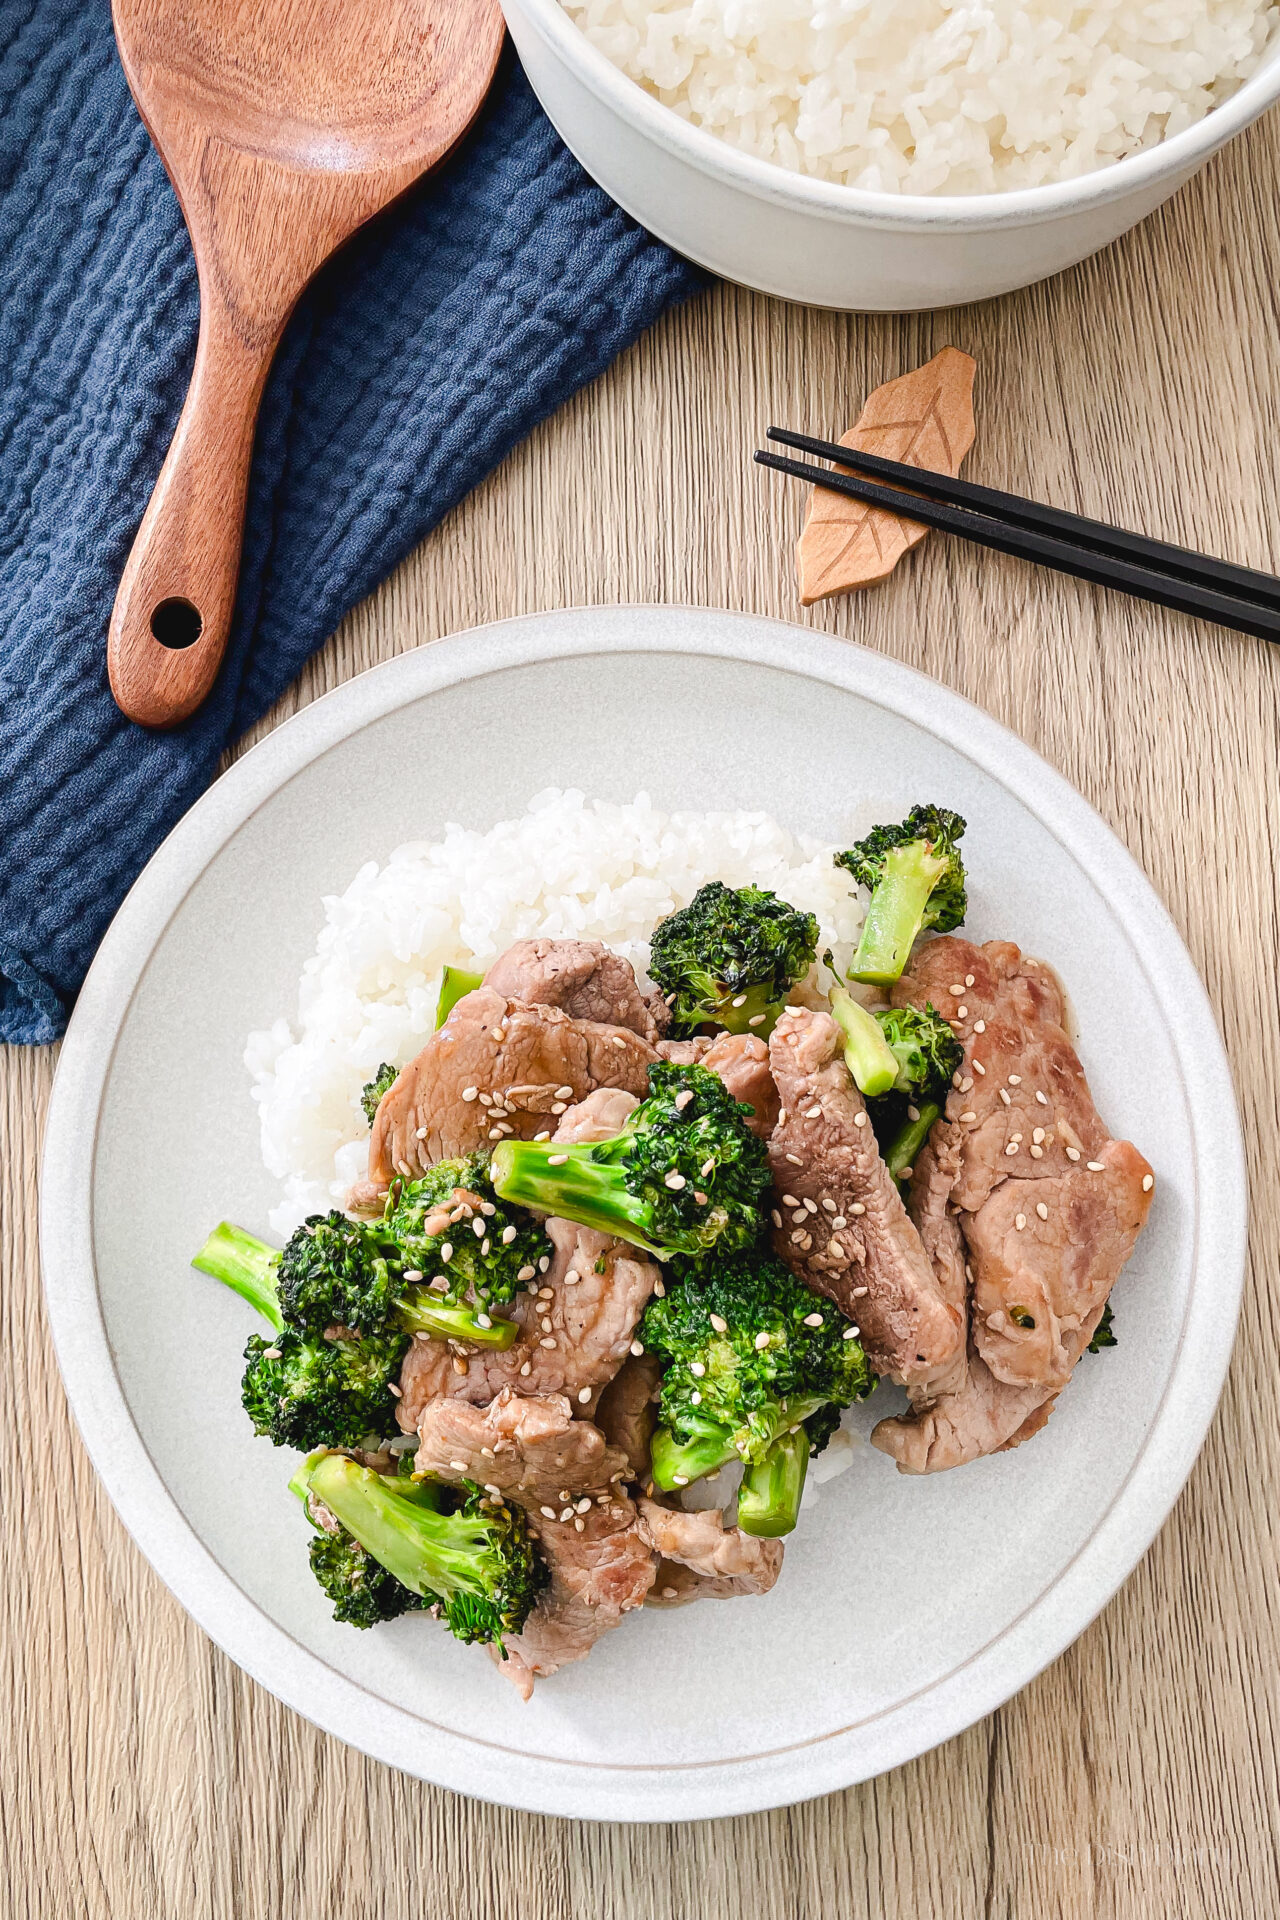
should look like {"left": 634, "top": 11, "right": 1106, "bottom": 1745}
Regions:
{"left": 4, "top": 103, "right": 1279, "bottom": 1920}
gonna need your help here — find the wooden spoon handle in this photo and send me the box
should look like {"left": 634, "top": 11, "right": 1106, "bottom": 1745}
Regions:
{"left": 107, "top": 295, "right": 279, "bottom": 728}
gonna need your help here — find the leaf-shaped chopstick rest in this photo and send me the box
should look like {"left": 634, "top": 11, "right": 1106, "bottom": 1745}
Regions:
{"left": 795, "top": 348, "right": 977, "bottom": 605}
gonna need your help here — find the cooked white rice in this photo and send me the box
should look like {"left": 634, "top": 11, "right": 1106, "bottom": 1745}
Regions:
{"left": 247, "top": 789, "right": 864, "bottom": 1238}
{"left": 560, "top": 0, "right": 1279, "bottom": 194}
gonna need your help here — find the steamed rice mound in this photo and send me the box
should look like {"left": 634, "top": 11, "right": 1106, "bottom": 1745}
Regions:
{"left": 247, "top": 790, "right": 865, "bottom": 1237}
{"left": 560, "top": 0, "right": 1280, "bottom": 194}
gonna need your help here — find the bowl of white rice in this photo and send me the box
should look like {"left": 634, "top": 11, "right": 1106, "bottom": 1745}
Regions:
{"left": 500, "top": 0, "right": 1280, "bottom": 308}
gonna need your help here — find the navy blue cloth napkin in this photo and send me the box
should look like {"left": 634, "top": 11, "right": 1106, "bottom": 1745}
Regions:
{"left": 0, "top": 4, "right": 701, "bottom": 1043}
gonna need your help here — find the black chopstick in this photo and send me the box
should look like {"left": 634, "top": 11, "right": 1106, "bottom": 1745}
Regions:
{"left": 754, "top": 447, "right": 1280, "bottom": 646}
{"left": 766, "top": 427, "right": 1280, "bottom": 615}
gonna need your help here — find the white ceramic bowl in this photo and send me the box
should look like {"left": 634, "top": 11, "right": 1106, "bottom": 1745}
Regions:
{"left": 502, "top": 0, "right": 1280, "bottom": 310}
{"left": 40, "top": 607, "right": 1243, "bottom": 1819}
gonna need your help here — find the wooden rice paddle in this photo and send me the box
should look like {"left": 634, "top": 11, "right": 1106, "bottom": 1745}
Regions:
{"left": 108, "top": 0, "right": 504, "bottom": 728}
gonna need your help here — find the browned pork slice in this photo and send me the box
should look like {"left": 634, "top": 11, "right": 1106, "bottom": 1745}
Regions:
{"left": 496, "top": 1503, "right": 658, "bottom": 1698}
{"left": 411, "top": 1391, "right": 654, "bottom": 1695}
{"left": 593, "top": 1351, "right": 663, "bottom": 1481}
{"left": 363, "top": 987, "right": 657, "bottom": 1193}
{"left": 484, "top": 938, "right": 668, "bottom": 1043}
{"left": 656, "top": 1031, "right": 778, "bottom": 1137}
{"left": 873, "top": 936, "right": 1155, "bottom": 1470}
{"left": 396, "top": 1216, "right": 658, "bottom": 1422}
{"left": 637, "top": 1500, "right": 783, "bottom": 1608}
{"left": 767, "top": 1006, "right": 964, "bottom": 1389}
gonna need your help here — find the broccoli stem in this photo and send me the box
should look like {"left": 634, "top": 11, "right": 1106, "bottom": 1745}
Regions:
{"left": 883, "top": 1101, "right": 941, "bottom": 1182}
{"left": 192, "top": 1222, "right": 284, "bottom": 1333}
{"left": 304, "top": 1453, "right": 490, "bottom": 1601}
{"left": 394, "top": 1295, "right": 519, "bottom": 1350}
{"left": 649, "top": 1394, "right": 829, "bottom": 1493}
{"left": 829, "top": 988, "right": 899, "bottom": 1098}
{"left": 649, "top": 1424, "right": 739, "bottom": 1491}
{"left": 436, "top": 964, "right": 484, "bottom": 1029}
{"left": 491, "top": 1140, "right": 657, "bottom": 1253}
{"left": 849, "top": 842, "right": 950, "bottom": 985}
{"left": 737, "top": 1427, "right": 811, "bottom": 1537}
{"left": 709, "top": 979, "right": 783, "bottom": 1037}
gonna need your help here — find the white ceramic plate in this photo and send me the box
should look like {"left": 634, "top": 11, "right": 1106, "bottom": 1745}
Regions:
{"left": 40, "top": 606, "right": 1243, "bottom": 1821}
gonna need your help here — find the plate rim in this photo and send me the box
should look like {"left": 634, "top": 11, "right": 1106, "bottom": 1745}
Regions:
{"left": 39, "top": 604, "right": 1245, "bottom": 1820}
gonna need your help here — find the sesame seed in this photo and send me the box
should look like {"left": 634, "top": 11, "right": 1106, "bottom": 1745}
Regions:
{"left": 564, "top": 1271, "right": 579, "bottom": 1287}
{"left": 748, "top": 1013, "right": 766, "bottom": 1027}
{"left": 1087, "top": 1161, "right": 1105, "bottom": 1172}
{"left": 754, "top": 1331, "right": 771, "bottom": 1350}
{"left": 1032, "top": 1128, "right": 1045, "bottom": 1144}
{"left": 689, "top": 1390, "right": 701, "bottom": 1405}
{"left": 786, "top": 1153, "right": 803, "bottom": 1165}
{"left": 1030, "top": 1145, "right": 1043, "bottom": 1159}
{"left": 415, "top": 1125, "right": 427, "bottom": 1140}
{"left": 556, "top": 1086, "right": 574, "bottom": 1100}
{"left": 849, "top": 1202, "right": 866, "bottom": 1216}
{"left": 852, "top": 1286, "right": 868, "bottom": 1298}
{"left": 501, "top": 1226, "right": 517, "bottom": 1246}
{"left": 560, "top": 1506, "right": 574, "bottom": 1522}
{"left": 1142, "top": 1173, "right": 1154, "bottom": 1192}
{"left": 533, "top": 1130, "right": 551, "bottom": 1142}
{"left": 972, "top": 1061, "right": 986, "bottom": 1076}
{"left": 1035, "top": 1090, "right": 1049, "bottom": 1106}
{"left": 1015, "top": 1214, "right": 1026, "bottom": 1231}
{"left": 576, "top": 1387, "right": 592, "bottom": 1406}
{"left": 900, "top": 1167, "right": 913, "bottom": 1181}
{"left": 989, "top": 1310, "right": 1006, "bottom": 1331}
{"left": 674, "top": 1089, "right": 694, "bottom": 1111}
{"left": 843, "top": 1326, "right": 859, "bottom": 1340}
{"left": 1036, "top": 1203, "right": 1049, "bottom": 1220}
{"left": 959, "top": 1110, "right": 977, "bottom": 1124}
{"left": 540, "top": 1336, "right": 557, "bottom": 1350}
{"left": 653, "top": 1277, "right": 665, "bottom": 1297}
{"left": 441, "top": 1242, "right": 454, "bottom": 1262}
{"left": 462, "top": 1087, "right": 478, "bottom": 1102}
{"left": 576, "top": 1497, "right": 592, "bottom": 1513}
{"left": 805, "top": 1105, "right": 822, "bottom": 1120}
{"left": 478, "top": 1091, "right": 492, "bottom": 1106}
{"left": 949, "top": 983, "right": 964, "bottom": 995}
{"left": 960, "top": 1077, "right": 974, "bottom": 1092}
{"left": 1066, "top": 1146, "right": 1081, "bottom": 1162}
{"left": 965, "top": 974, "right": 975, "bottom": 987}
{"left": 547, "top": 1153, "right": 568, "bottom": 1166}
{"left": 790, "top": 1229, "right": 806, "bottom": 1245}
{"left": 777, "top": 1108, "right": 788, "bottom": 1124}
{"left": 662, "top": 1586, "right": 677, "bottom": 1599}
{"left": 771, "top": 1210, "right": 782, "bottom": 1228}
{"left": 781, "top": 1193, "right": 799, "bottom": 1207}
{"left": 609, "top": 1035, "right": 627, "bottom": 1048}
{"left": 906, "top": 1104, "right": 920, "bottom": 1123}
{"left": 476, "top": 1314, "right": 493, "bottom": 1330}
{"left": 731, "top": 994, "right": 747, "bottom": 1008}
{"left": 494, "top": 1028, "right": 507, "bottom": 1043}
{"left": 664, "top": 1172, "right": 687, "bottom": 1190}
{"left": 538, "top": 1256, "right": 550, "bottom": 1272}
{"left": 672, "top": 1474, "right": 690, "bottom": 1487}
{"left": 574, "top": 1518, "right": 585, "bottom": 1532}
{"left": 853, "top": 1112, "right": 868, "bottom": 1129}
{"left": 973, "top": 1020, "right": 985, "bottom": 1034}
{"left": 430, "top": 1276, "right": 448, "bottom": 1292}
{"left": 517, "top": 1265, "right": 536, "bottom": 1283}
{"left": 694, "top": 1190, "right": 708, "bottom": 1205}
{"left": 450, "top": 1460, "right": 469, "bottom": 1472}
{"left": 472, "top": 1219, "right": 486, "bottom": 1239}
{"left": 261, "top": 1347, "right": 281, "bottom": 1361}
{"left": 519, "top": 1361, "right": 531, "bottom": 1376}
{"left": 541, "top": 1506, "right": 557, "bottom": 1520}
{"left": 831, "top": 1216, "right": 846, "bottom": 1229}
{"left": 690, "top": 1361, "right": 706, "bottom": 1377}
{"left": 1008, "top": 1073, "right": 1022, "bottom": 1086}
{"left": 709, "top": 1314, "right": 728, "bottom": 1333}
{"left": 999, "top": 1088, "right": 1012, "bottom": 1107}
{"left": 453, "top": 1356, "right": 469, "bottom": 1375}
{"left": 630, "top": 1340, "right": 645, "bottom": 1356}
{"left": 803, "top": 1197, "right": 818, "bottom": 1214}
{"left": 550, "top": 1102, "right": 567, "bottom": 1116}
{"left": 803, "top": 1312, "right": 824, "bottom": 1327}
{"left": 1005, "top": 1143, "right": 1019, "bottom": 1156}
{"left": 956, "top": 1007, "right": 968, "bottom": 1021}
{"left": 540, "top": 1317, "right": 552, "bottom": 1333}
{"left": 403, "top": 1269, "right": 423, "bottom": 1283}
{"left": 537, "top": 1285, "right": 554, "bottom": 1299}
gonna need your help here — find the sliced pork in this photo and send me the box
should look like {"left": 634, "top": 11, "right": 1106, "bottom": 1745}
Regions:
{"left": 484, "top": 938, "right": 667, "bottom": 1044}
{"left": 364, "top": 987, "right": 656, "bottom": 1192}
{"left": 638, "top": 1500, "right": 783, "bottom": 1607}
{"left": 593, "top": 1351, "right": 663, "bottom": 1481}
{"left": 497, "top": 1503, "right": 657, "bottom": 1697}
{"left": 767, "top": 1006, "right": 964, "bottom": 1390}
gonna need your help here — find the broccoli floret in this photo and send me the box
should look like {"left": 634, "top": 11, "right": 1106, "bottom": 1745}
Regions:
{"left": 647, "top": 882, "right": 818, "bottom": 1038}
{"left": 641, "top": 1249, "right": 873, "bottom": 1533}
{"left": 241, "top": 1324, "right": 407, "bottom": 1449}
{"left": 490, "top": 1063, "right": 771, "bottom": 1260}
{"left": 383, "top": 1155, "right": 548, "bottom": 1314}
{"left": 829, "top": 988, "right": 901, "bottom": 1097}
{"left": 837, "top": 805, "right": 967, "bottom": 985}
{"left": 1087, "top": 1302, "right": 1117, "bottom": 1353}
{"left": 360, "top": 1063, "right": 398, "bottom": 1127}
{"left": 875, "top": 1004, "right": 963, "bottom": 1099}
{"left": 295, "top": 1451, "right": 544, "bottom": 1651}
{"left": 736, "top": 1427, "right": 813, "bottom": 1539}
{"left": 307, "top": 1526, "right": 430, "bottom": 1628}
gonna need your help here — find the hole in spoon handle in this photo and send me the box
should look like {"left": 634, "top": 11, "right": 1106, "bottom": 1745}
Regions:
{"left": 108, "top": 307, "right": 272, "bottom": 730}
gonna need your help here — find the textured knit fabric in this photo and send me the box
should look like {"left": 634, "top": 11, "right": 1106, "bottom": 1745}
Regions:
{"left": 0, "top": 3, "right": 701, "bottom": 1044}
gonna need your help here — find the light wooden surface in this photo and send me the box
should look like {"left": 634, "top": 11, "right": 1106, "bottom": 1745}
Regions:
{"left": 5, "top": 102, "right": 1280, "bottom": 1920}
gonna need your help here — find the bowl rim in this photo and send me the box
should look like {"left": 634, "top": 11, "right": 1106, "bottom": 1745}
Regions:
{"left": 38, "top": 606, "right": 1245, "bottom": 1820}
{"left": 506, "top": 0, "right": 1280, "bottom": 229}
